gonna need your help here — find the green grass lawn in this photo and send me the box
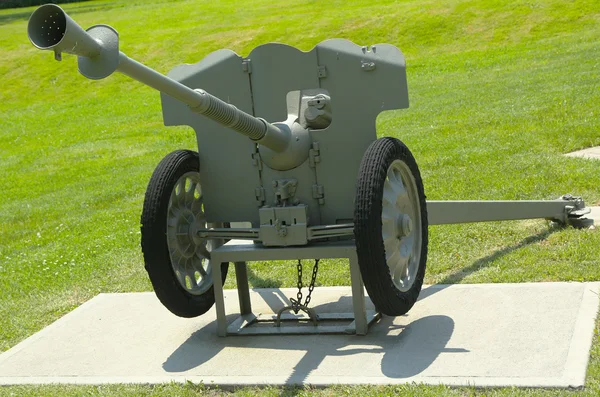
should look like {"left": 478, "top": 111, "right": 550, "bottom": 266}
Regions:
{"left": 1, "top": 0, "right": 600, "bottom": 395}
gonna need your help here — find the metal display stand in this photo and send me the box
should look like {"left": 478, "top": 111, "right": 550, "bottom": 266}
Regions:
{"left": 210, "top": 240, "right": 381, "bottom": 336}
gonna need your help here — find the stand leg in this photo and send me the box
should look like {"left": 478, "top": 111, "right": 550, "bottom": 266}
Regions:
{"left": 235, "top": 261, "right": 252, "bottom": 315}
{"left": 212, "top": 261, "right": 227, "bottom": 337}
{"left": 349, "top": 253, "right": 368, "bottom": 335}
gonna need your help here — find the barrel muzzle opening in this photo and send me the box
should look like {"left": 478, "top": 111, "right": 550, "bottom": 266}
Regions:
{"left": 28, "top": 4, "right": 67, "bottom": 50}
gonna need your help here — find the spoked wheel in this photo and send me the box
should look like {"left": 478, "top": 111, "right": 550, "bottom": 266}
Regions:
{"left": 354, "top": 137, "right": 428, "bottom": 316}
{"left": 141, "top": 149, "right": 228, "bottom": 318}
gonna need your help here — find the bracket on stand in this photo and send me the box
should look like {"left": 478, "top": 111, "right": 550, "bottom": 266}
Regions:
{"left": 210, "top": 240, "right": 381, "bottom": 336}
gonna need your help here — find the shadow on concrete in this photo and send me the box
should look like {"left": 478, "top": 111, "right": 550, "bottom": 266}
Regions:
{"left": 163, "top": 226, "right": 560, "bottom": 386}
{"left": 163, "top": 295, "right": 468, "bottom": 384}
{"left": 380, "top": 315, "right": 467, "bottom": 378}
{"left": 161, "top": 226, "right": 564, "bottom": 385}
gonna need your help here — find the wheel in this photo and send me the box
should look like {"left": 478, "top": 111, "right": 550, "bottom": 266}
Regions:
{"left": 354, "top": 137, "right": 428, "bottom": 316}
{"left": 141, "top": 149, "right": 228, "bottom": 318}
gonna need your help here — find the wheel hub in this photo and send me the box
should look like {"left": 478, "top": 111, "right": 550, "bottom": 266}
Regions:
{"left": 166, "top": 171, "right": 214, "bottom": 295}
{"left": 172, "top": 209, "right": 200, "bottom": 258}
{"left": 381, "top": 159, "right": 422, "bottom": 292}
{"left": 396, "top": 213, "right": 413, "bottom": 238}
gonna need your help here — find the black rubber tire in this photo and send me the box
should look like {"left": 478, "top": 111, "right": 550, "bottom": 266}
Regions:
{"left": 140, "top": 149, "right": 228, "bottom": 318}
{"left": 354, "top": 137, "right": 428, "bottom": 316}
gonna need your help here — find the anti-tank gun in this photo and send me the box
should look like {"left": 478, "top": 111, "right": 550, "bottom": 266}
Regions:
{"left": 28, "top": 5, "right": 591, "bottom": 336}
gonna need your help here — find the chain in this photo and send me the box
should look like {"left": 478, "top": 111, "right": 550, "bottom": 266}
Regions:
{"left": 304, "top": 259, "right": 319, "bottom": 307}
{"left": 296, "top": 260, "right": 303, "bottom": 305}
{"left": 289, "top": 259, "right": 319, "bottom": 314}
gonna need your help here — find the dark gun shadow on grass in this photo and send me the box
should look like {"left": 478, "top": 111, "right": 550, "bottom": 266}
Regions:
{"left": 418, "top": 222, "right": 564, "bottom": 303}
{"left": 246, "top": 266, "right": 283, "bottom": 289}
{"left": 0, "top": 11, "right": 31, "bottom": 26}
{"left": 0, "top": 2, "right": 119, "bottom": 26}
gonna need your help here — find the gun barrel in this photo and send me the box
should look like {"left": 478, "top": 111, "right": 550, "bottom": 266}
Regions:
{"left": 116, "top": 53, "right": 285, "bottom": 145}
{"left": 27, "top": 4, "right": 288, "bottom": 152}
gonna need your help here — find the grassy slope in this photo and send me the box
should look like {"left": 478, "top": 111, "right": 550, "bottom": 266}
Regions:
{"left": 1, "top": 0, "right": 599, "bottom": 395}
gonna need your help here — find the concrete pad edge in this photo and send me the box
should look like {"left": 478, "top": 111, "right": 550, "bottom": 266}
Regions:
{"left": 0, "top": 294, "right": 115, "bottom": 365}
{"left": 560, "top": 282, "right": 600, "bottom": 388}
{"left": 0, "top": 375, "right": 577, "bottom": 388}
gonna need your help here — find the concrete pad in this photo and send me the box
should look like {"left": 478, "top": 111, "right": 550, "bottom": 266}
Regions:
{"left": 0, "top": 283, "right": 598, "bottom": 388}
{"left": 565, "top": 146, "right": 600, "bottom": 160}
{"left": 587, "top": 206, "right": 600, "bottom": 225}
